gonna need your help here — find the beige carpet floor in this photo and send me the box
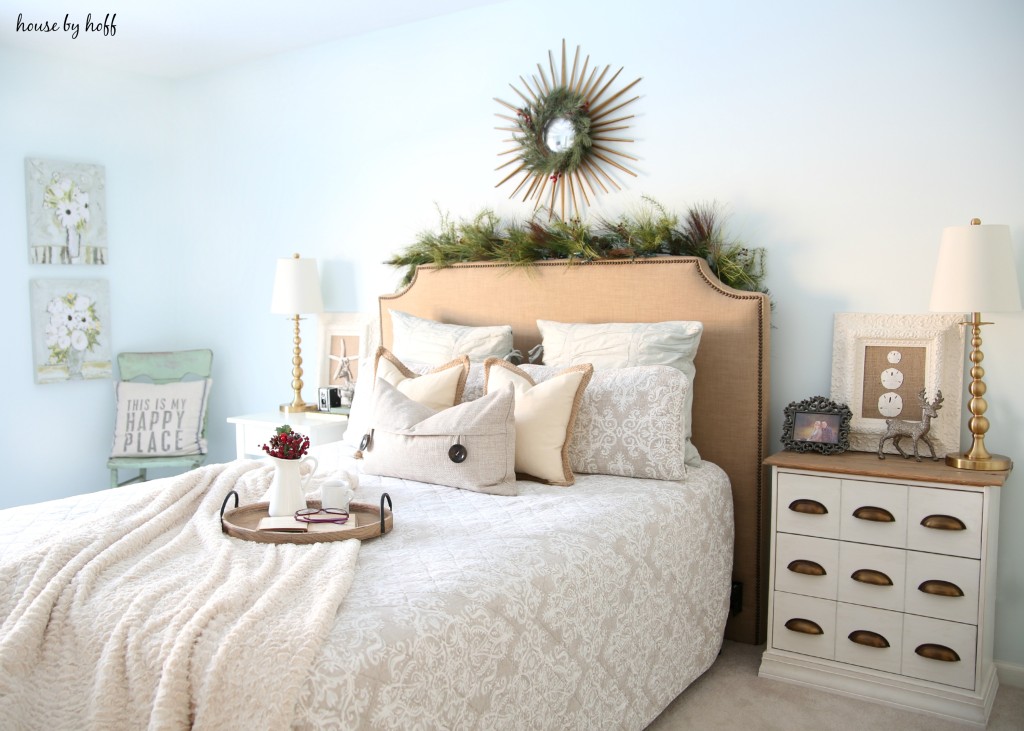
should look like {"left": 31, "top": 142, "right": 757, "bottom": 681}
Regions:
{"left": 647, "top": 641, "right": 1023, "bottom": 730}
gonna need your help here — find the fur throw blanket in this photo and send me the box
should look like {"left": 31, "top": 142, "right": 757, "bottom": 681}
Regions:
{"left": 0, "top": 461, "right": 360, "bottom": 730}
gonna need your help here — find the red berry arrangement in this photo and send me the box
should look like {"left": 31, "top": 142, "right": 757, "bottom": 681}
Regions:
{"left": 260, "top": 425, "right": 310, "bottom": 460}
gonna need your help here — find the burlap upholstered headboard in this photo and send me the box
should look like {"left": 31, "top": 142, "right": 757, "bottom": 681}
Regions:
{"left": 379, "top": 256, "right": 771, "bottom": 644}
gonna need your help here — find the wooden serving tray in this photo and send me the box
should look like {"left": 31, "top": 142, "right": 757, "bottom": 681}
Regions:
{"left": 221, "top": 499, "right": 393, "bottom": 544}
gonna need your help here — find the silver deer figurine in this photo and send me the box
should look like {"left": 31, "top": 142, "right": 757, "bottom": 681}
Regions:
{"left": 877, "top": 389, "right": 943, "bottom": 462}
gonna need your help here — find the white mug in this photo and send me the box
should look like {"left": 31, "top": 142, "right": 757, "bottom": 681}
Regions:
{"left": 321, "top": 472, "right": 356, "bottom": 511}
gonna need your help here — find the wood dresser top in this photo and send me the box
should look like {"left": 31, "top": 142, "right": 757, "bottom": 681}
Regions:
{"left": 765, "top": 450, "right": 1010, "bottom": 488}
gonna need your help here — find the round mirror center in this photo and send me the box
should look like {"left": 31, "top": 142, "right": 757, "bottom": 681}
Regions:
{"left": 545, "top": 117, "right": 576, "bottom": 153}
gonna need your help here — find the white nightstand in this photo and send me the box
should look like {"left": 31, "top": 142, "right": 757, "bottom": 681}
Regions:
{"left": 227, "top": 411, "right": 349, "bottom": 459}
{"left": 759, "top": 450, "right": 1007, "bottom": 727}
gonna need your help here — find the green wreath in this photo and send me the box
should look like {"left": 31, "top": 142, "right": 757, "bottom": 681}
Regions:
{"left": 514, "top": 86, "right": 593, "bottom": 178}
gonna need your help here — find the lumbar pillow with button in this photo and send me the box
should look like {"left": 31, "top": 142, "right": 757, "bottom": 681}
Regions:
{"left": 484, "top": 359, "right": 593, "bottom": 486}
{"left": 536, "top": 319, "right": 703, "bottom": 465}
{"left": 389, "top": 309, "right": 514, "bottom": 365}
{"left": 360, "top": 379, "right": 517, "bottom": 495}
{"left": 347, "top": 347, "right": 469, "bottom": 452}
{"left": 110, "top": 379, "right": 212, "bottom": 457}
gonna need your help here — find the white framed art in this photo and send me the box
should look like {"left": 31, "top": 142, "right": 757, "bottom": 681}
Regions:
{"left": 317, "top": 313, "right": 372, "bottom": 407}
{"left": 29, "top": 279, "right": 113, "bottom": 383}
{"left": 830, "top": 312, "right": 965, "bottom": 456}
{"left": 25, "top": 158, "right": 108, "bottom": 265}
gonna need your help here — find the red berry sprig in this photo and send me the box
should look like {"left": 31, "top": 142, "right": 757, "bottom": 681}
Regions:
{"left": 260, "top": 424, "right": 310, "bottom": 460}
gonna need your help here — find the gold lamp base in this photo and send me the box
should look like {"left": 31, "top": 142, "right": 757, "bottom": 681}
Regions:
{"left": 944, "top": 452, "right": 1012, "bottom": 471}
{"left": 280, "top": 402, "right": 319, "bottom": 414}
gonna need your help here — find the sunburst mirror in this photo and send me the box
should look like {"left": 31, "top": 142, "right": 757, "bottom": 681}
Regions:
{"left": 494, "top": 40, "right": 642, "bottom": 221}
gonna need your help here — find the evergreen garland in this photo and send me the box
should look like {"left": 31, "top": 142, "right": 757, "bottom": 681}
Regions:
{"left": 386, "top": 198, "right": 771, "bottom": 304}
{"left": 514, "top": 86, "right": 593, "bottom": 177}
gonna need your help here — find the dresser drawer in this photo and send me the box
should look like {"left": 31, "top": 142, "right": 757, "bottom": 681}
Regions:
{"left": 904, "top": 551, "right": 980, "bottom": 625}
{"left": 777, "top": 473, "right": 840, "bottom": 539}
{"left": 772, "top": 592, "right": 836, "bottom": 661}
{"left": 907, "top": 487, "right": 983, "bottom": 559}
{"left": 775, "top": 534, "right": 838, "bottom": 600}
{"left": 840, "top": 480, "right": 908, "bottom": 549}
{"left": 838, "top": 542, "right": 906, "bottom": 612}
{"left": 902, "top": 614, "right": 977, "bottom": 690}
{"left": 835, "top": 602, "right": 904, "bottom": 674}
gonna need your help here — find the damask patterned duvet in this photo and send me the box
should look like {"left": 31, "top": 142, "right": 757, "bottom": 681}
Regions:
{"left": 0, "top": 455, "right": 733, "bottom": 730}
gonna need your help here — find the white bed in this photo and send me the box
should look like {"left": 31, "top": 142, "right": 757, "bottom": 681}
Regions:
{"left": 0, "top": 257, "right": 770, "bottom": 729}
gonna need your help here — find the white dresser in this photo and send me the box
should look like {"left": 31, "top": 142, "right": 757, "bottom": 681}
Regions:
{"left": 759, "top": 450, "right": 1008, "bottom": 726}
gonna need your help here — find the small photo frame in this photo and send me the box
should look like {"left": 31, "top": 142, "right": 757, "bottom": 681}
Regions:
{"left": 317, "top": 313, "right": 371, "bottom": 412}
{"left": 830, "top": 313, "right": 964, "bottom": 455}
{"left": 781, "top": 396, "right": 852, "bottom": 455}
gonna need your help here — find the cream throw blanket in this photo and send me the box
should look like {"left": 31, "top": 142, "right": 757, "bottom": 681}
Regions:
{"left": 0, "top": 460, "right": 360, "bottom": 730}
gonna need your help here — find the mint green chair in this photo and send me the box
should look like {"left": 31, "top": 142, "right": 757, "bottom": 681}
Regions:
{"left": 107, "top": 349, "right": 213, "bottom": 488}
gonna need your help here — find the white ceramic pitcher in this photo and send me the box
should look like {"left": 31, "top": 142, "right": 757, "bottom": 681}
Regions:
{"left": 265, "top": 455, "right": 318, "bottom": 517}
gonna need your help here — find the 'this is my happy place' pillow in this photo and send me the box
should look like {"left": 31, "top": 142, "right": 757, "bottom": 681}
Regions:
{"left": 110, "top": 379, "right": 212, "bottom": 457}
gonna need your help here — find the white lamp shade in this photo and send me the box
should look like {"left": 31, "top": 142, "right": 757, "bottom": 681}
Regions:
{"left": 929, "top": 224, "right": 1022, "bottom": 313}
{"left": 271, "top": 255, "right": 324, "bottom": 314}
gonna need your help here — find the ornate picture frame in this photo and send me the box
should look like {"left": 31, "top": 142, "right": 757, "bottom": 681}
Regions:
{"left": 781, "top": 396, "right": 852, "bottom": 455}
{"left": 830, "top": 313, "right": 965, "bottom": 456}
{"left": 317, "top": 313, "right": 371, "bottom": 410}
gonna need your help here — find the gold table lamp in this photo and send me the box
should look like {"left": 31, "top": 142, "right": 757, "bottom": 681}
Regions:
{"left": 929, "top": 219, "right": 1021, "bottom": 470}
{"left": 271, "top": 253, "right": 324, "bottom": 413}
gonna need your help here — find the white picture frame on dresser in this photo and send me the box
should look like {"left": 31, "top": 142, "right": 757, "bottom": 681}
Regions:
{"left": 759, "top": 450, "right": 1007, "bottom": 726}
{"left": 830, "top": 313, "right": 965, "bottom": 456}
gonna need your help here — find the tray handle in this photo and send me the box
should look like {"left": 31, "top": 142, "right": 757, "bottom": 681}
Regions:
{"left": 220, "top": 490, "right": 239, "bottom": 520}
{"left": 380, "top": 492, "right": 392, "bottom": 536}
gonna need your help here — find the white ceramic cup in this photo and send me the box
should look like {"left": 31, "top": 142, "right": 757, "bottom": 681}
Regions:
{"left": 321, "top": 478, "right": 354, "bottom": 511}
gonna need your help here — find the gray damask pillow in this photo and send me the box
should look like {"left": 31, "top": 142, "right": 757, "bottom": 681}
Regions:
{"left": 521, "top": 364, "right": 689, "bottom": 481}
{"left": 360, "top": 379, "right": 517, "bottom": 495}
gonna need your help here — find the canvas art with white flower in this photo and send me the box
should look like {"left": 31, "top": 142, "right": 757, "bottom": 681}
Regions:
{"left": 25, "top": 158, "right": 108, "bottom": 265}
{"left": 30, "top": 279, "right": 112, "bottom": 383}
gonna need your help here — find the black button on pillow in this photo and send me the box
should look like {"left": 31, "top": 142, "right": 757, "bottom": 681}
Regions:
{"left": 448, "top": 444, "right": 467, "bottom": 463}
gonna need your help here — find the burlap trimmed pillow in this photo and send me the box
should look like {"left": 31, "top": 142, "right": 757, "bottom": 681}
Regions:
{"left": 484, "top": 359, "right": 593, "bottom": 486}
{"left": 360, "top": 379, "right": 517, "bottom": 495}
{"left": 347, "top": 348, "right": 469, "bottom": 452}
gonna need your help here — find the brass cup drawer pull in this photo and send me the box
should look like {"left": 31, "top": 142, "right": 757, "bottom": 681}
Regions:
{"left": 848, "top": 630, "right": 890, "bottom": 649}
{"left": 787, "top": 559, "right": 826, "bottom": 576}
{"left": 789, "top": 499, "right": 828, "bottom": 515}
{"left": 784, "top": 618, "right": 824, "bottom": 635}
{"left": 853, "top": 506, "right": 895, "bottom": 523}
{"left": 920, "top": 514, "right": 967, "bottom": 531}
{"left": 918, "top": 579, "right": 965, "bottom": 597}
{"left": 851, "top": 568, "right": 893, "bottom": 586}
{"left": 915, "top": 643, "right": 961, "bottom": 663}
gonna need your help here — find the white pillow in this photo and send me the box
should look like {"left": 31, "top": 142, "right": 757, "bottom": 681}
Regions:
{"left": 110, "top": 379, "right": 212, "bottom": 457}
{"left": 537, "top": 319, "right": 703, "bottom": 465}
{"left": 360, "top": 380, "right": 517, "bottom": 495}
{"left": 346, "top": 348, "right": 469, "bottom": 453}
{"left": 389, "top": 310, "right": 513, "bottom": 364}
{"left": 484, "top": 359, "right": 593, "bottom": 486}
{"left": 521, "top": 365, "right": 689, "bottom": 481}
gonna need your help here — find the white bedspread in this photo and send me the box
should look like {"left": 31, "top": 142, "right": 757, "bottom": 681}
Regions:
{"left": 0, "top": 460, "right": 360, "bottom": 731}
{"left": 0, "top": 451, "right": 734, "bottom": 731}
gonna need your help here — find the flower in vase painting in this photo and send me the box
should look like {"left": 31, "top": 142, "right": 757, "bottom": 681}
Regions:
{"left": 45, "top": 292, "right": 102, "bottom": 375}
{"left": 43, "top": 176, "right": 91, "bottom": 259}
